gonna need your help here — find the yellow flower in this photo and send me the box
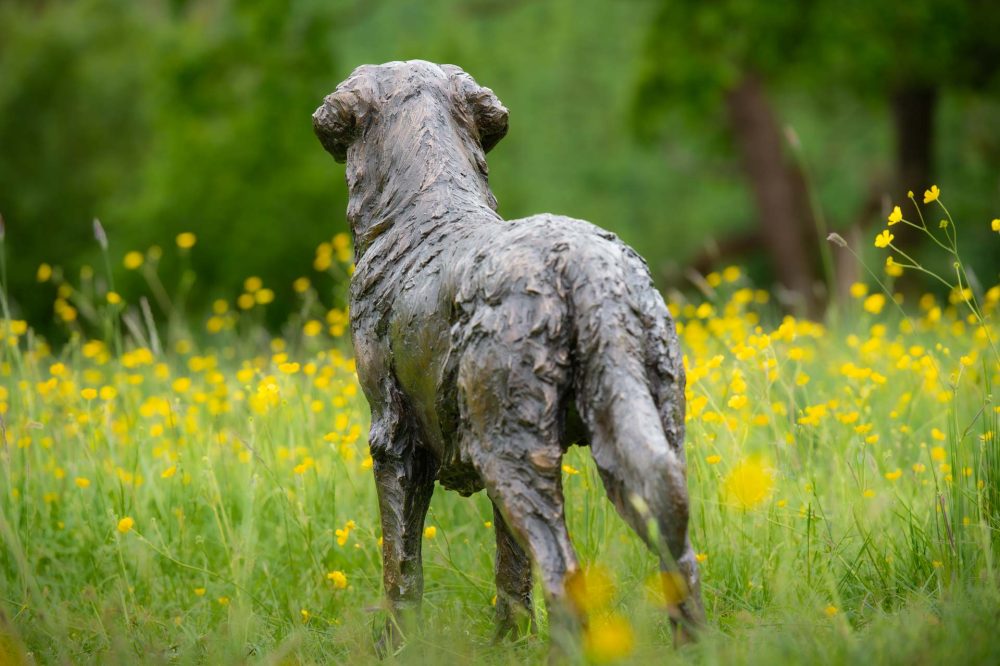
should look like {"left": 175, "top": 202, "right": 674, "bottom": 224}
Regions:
{"left": 161, "top": 465, "right": 177, "bottom": 479}
{"left": 303, "top": 320, "right": 323, "bottom": 337}
{"left": 57, "top": 302, "right": 78, "bottom": 322}
{"left": 217, "top": 596, "right": 230, "bottom": 606}
{"left": 728, "top": 394, "right": 747, "bottom": 409}
{"left": 335, "top": 519, "right": 355, "bottom": 545}
{"left": 75, "top": 477, "right": 91, "bottom": 489}
{"left": 243, "top": 276, "right": 262, "bottom": 293}
{"left": 885, "top": 469, "right": 902, "bottom": 481}
{"left": 923, "top": 184, "right": 940, "bottom": 203}
{"left": 81, "top": 388, "right": 98, "bottom": 401}
{"left": 300, "top": 608, "right": 310, "bottom": 623}
{"left": 724, "top": 457, "right": 775, "bottom": 509}
{"left": 37, "top": 263, "right": 53, "bottom": 282}
{"left": 863, "top": 294, "right": 886, "bottom": 315}
{"left": 327, "top": 570, "right": 348, "bottom": 589}
{"left": 887, "top": 205, "right": 903, "bottom": 225}
{"left": 695, "top": 552, "right": 708, "bottom": 563}
{"left": 583, "top": 614, "right": 635, "bottom": 663}
{"left": 255, "top": 288, "right": 275, "bottom": 305}
{"left": 567, "top": 566, "right": 616, "bottom": 614}
{"left": 123, "top": 251, "right": 144, "bottom": 270}
{"left": 885, "top": 256, "right": 903, "bottom": 277}
{"left": 849, "top": 282, "right": 868, "bottom": 299}
{"left": 106, "top": 291, "right": 122, "bottom": 305}
{"left": 825, "top": 605, "right": 838, "bottom": 617}
{"left": 874, "top": 229, "right": 894, "bottom": 248}
{"left": 992, "top": 219, "right": 1000, "bottom": 232}
{"left": 424, "top": 526, "right": 437, "bottom": 539}
{"left": 562, "top": 464, "right": 580, "bottom": 475}
{"left": 293, "top": 277, "right": 311, "bottom": 293}
{"left": 706, "top": 454, "right": 722, "bottom": 465}
{"left": 117, "top": 517, "right": 135, "bottom": 533}
{"left": 176, "top": 232, "right": 197, "bottom": 249}
{"left": 333, "top": 232, "right": 351, "bottom": 250}
{"left": 931, "top": 446, "right": 946, "bottom": 462}
{"left": 194, "top": 588, "right": 206, "bottom": 596}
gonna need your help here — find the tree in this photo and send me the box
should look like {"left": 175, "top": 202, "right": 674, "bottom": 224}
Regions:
{"left": 634, "top": 0, "right": 826, "bottom": 316}
{"left": 633, "top": 0, "right": 1000, "bottom": 313}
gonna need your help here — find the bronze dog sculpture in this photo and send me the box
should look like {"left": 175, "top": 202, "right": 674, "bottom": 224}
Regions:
{"left": 313, "top": 60, "right": 704, "bottom": 652}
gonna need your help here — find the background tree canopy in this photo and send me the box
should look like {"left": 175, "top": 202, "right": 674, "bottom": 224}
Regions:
{"left": 1, "top": 0, "right": 998, "bottom": 331}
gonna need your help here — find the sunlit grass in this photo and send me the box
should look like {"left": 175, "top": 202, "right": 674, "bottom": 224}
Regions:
{"left": 0, "top": 194, "right": 998, "bottom": 664}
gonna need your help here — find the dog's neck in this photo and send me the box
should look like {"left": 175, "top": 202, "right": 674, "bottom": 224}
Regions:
{"left": 344, "top": 96, "right": 501, "bottom": 257}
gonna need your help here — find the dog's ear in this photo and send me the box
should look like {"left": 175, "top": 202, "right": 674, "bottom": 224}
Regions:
{"left": 313, "top": 67, "right": 374, "bottom": 163}
{"left": 444, "top": 65, "right": 508, "bottom": 153}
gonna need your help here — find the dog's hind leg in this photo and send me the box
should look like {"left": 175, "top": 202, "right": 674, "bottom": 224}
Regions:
{"left": 369, "top": 401, "right": 437, "bottom": 657}
{"left": 456, "top": 305, "right": 582, "bottom": 652}
{"left": 492, "top": 501, "right": 536, "bottom": 640}
{"left": 471, "top": 430, "right": 580, "bottom": 654}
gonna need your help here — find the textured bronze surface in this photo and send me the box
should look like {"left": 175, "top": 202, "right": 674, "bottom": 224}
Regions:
{"left": 313, "top": 60, "right": 703, "bottom": 654}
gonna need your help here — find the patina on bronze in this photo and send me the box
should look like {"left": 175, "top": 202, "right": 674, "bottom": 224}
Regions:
{"left": 313, "top": 60, "right": 704, "bottom": 653}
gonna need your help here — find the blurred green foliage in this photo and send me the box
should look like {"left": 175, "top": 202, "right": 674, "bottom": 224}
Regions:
{"left": 1, "top": 0, "right": 998, "bottom": 330}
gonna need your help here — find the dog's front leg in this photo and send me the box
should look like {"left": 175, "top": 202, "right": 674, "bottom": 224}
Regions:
{"left": 371, "top": 437, "right": 437, "bottom": 657}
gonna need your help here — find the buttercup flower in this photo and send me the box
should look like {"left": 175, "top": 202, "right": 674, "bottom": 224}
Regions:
{"left": 327, "top": 571, "right": 348, "bottom": 589}
{"left": 176, "top": 232, "right": 197, "bottom": 249}
{"left": 874, "top": 230, "right": 894, "bottom": 248}
{"left": 123, "top": 251, "right": 144, "bottom": 269}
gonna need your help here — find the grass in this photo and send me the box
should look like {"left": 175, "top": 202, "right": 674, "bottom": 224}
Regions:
{"left": 1, "top": 197, "right": 999, "bottom": 665}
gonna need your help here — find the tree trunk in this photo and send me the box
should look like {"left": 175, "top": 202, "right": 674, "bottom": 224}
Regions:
{"left": 892, "top": 87, "right": 937, "bottom": 198}
{"left": 725, "top": 74, "right": 823, "bottom": 317}
{"left": 890, "top": 86, "right": 938, "bottom": 295}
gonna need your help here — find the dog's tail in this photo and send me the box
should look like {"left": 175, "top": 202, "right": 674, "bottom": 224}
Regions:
{"left": 567, "top": 233, "right": 703, "bottom": 631}
{"left": 568, "top": 234, "right": 690, "bottom": 561}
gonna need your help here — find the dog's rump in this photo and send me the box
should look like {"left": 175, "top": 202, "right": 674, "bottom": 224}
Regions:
{"left": 431, "top": 213, "right": 683, "bottom": 497}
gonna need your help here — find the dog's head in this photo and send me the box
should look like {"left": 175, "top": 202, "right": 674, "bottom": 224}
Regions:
{"left": 313, "top": 60, "right": 508, "bottom": 164}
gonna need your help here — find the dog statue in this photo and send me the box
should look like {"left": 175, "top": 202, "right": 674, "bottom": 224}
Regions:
{"left": 313, "top": 60, "right": 703, "bottom": 653}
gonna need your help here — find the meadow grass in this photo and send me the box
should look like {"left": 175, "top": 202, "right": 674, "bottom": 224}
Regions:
{"left": 1, "top": 195, "right": 999, "bottom": 664}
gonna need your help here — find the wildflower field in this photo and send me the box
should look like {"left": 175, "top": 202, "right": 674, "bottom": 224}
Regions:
{"left": 1, "top": 192, "right": 999, "bottom": 665}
